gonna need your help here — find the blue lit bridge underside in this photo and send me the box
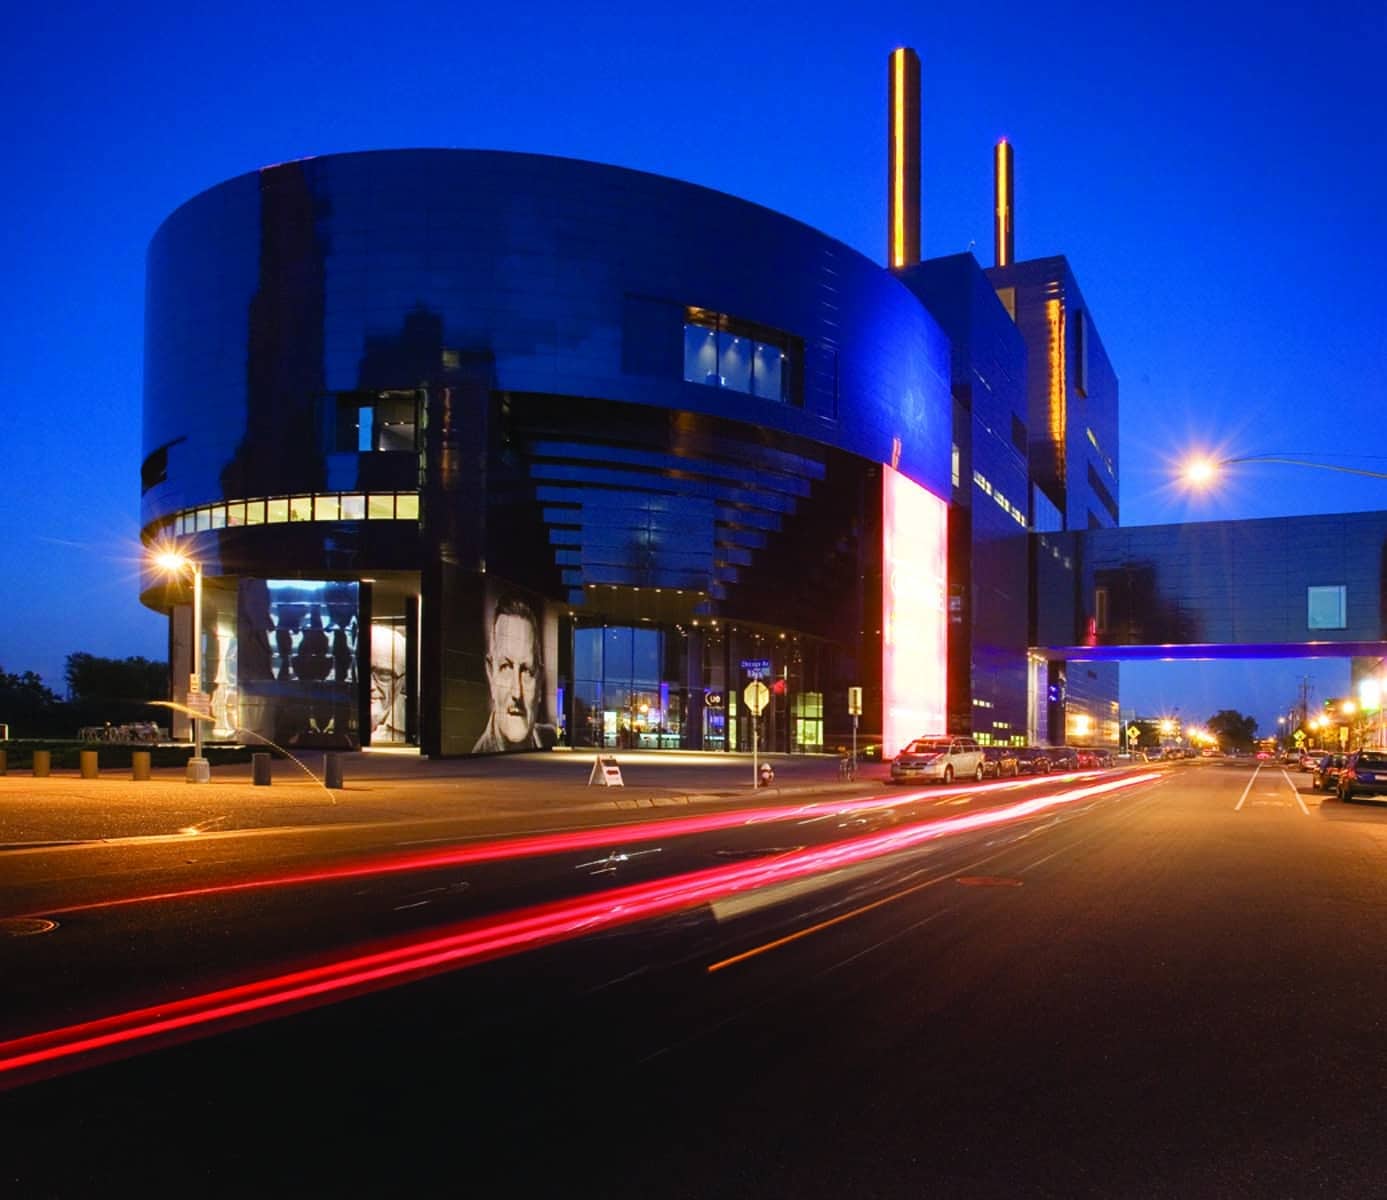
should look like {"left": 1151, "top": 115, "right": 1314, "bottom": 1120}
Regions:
{"left": 1040, "top": 642, "right": 1387, "bottom": 663}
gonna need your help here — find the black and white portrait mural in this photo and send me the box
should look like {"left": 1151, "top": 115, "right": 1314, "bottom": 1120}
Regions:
{"left": 471, "top": 581, "right": 558, "bottom": 754}
{"left": 369, "top": 619, "right": 409, "bottom": 743}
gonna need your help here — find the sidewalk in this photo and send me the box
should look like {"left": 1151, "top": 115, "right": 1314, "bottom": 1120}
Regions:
{"left": 0, "top": 749, "right": 888, "bottom": 847}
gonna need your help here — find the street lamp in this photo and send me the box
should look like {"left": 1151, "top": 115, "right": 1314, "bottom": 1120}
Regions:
{"left": 153, "top": 548, "right": 209, "bottom": 783}
{"left": 1181, "top": 453, "right": 1387, "bottom": 489}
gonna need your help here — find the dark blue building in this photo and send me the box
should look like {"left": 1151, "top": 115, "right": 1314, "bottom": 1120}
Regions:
{"left": 140, "top": 149, "right": 954, "bottom": 757}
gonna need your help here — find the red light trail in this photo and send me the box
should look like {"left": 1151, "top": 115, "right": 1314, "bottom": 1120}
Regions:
{"left": 15, "top": 774, "right": 1062, "bottom": 920}
{"left": 0, "top": 772, "right": 1158, "bottom": 1088}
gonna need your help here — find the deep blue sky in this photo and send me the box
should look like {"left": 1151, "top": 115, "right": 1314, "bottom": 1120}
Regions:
{"left": 2, "top": 1, "right": 1383, "bottom": 733}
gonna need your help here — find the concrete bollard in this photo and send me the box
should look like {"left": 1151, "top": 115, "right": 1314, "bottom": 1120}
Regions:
{"left": 324, "top": 752, "right": 343, "bottom": 790}
{"left": 80, "top": 749, "right": 99, "bottom": 779}
{"left": 252, "top": 752, "right": 272, "bottom": 786}
{"left": 132, "top": 750, "right": 151, "bottom": 781}
{"left": 32, "top": 750, "right": 51, "bottom": 777}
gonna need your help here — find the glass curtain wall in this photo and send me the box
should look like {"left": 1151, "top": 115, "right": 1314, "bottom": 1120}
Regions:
{"left": 572, "top": 625, "right": 683, "bottom": 749}
{"left": 567, "top": 618, "right": 826, "bottom": 753}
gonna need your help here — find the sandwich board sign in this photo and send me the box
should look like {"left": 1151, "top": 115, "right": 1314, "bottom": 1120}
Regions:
{"left": 587, "top": 756, "right": 624, "bottom": 787}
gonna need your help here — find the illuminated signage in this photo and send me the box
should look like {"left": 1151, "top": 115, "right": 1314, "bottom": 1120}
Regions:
{"left": 882, "top": 464, "right": 947, "bottom": 758}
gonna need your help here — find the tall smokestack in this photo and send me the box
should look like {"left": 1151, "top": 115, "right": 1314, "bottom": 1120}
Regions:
{"left": 887, "top": 47, "right": 921, "bottom": 268}
{"left": 993, "top": 137, "right": 1014, "bottom": 268}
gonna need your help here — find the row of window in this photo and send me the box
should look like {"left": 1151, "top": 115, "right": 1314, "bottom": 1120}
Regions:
{"left": 1093, "top": 584, "right": 1349, "bottom": 633}
{"left": 159, "top": 491, "right": 421, "bottom": 537}
{"left": 683, "top": 306, "right": 802, "bottom": 406}
{"left": 972, "top": 470, "right": 1028, "bottom": 528}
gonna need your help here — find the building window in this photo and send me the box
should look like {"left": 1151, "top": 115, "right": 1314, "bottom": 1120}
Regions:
{"left": 951, "top": 444, "right": 961, "bottom": 487}
{"left": 336, "top": 390, "right": 420, "bottom": 453}
{"left": 683, "top": 307, "right": 802, "bottom": 406}
{"left": 1308, "top": 585, "right": 1346, "bottom": 630}
{"left": 1095, "top": 586, "right": 1109, "bottom": 634}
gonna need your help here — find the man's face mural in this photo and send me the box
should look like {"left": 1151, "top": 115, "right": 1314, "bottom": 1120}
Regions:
{"left": 488, "top": 610, "right": 540, "bottom": 745}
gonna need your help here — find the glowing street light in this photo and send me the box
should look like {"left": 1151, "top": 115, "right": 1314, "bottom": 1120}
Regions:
{"left": 152, "top": 547, "right": 209, "bottom": 783}
{"left": 1180, "top": 452, "right": 1387, "bottom": 490}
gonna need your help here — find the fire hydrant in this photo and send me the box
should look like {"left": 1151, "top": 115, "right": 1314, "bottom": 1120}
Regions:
{"left": 758, "top": 761, "right": 775, "bottom": 787}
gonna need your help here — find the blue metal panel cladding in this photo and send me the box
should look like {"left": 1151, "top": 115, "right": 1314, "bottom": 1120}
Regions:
{"left": 143, "top": 149, "right": 952, "bottom": 539}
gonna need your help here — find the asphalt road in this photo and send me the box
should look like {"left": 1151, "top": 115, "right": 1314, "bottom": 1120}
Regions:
{"left": 5, "top": 759, "right": 1387, "bottom": 1197}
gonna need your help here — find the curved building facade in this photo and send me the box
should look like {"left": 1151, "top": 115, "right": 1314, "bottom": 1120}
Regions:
{"left": 140, "top": 150, "right": 953, "bottom": 756}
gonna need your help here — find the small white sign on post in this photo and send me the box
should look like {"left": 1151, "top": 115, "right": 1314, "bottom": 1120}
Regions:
{"left": 587, "top": 755, "right": 625, "bottom": 787}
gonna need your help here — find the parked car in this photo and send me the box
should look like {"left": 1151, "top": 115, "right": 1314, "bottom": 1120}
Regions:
{"left": 981, "top": 746, "right": 1020, "bottom": 778}
{"left": 1312, "top": 753, "right": 1346, "bottom": 792}
{"left": 1337, "top": 750, "right": 1387, "bottom": 802}
{"left": 889, "top": 737, "right": 984, "bottom": 784}
{"left": 1014, "top": 746, "right": 1053, "bottom": 774}
{"left": 1045, "top": 746, "right": 1080, "bottom": 771}
{"left": 1298, "top": 751, "right": 1318, "bottom": 772}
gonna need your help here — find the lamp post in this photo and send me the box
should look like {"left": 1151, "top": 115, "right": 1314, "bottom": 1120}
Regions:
{"left": 154, "top": 549, "right": 209, "bottom": 783}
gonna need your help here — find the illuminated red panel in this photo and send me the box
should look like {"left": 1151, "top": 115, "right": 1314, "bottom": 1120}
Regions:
{"left": 882, "top": 464, "right": 947, "bottom": 758}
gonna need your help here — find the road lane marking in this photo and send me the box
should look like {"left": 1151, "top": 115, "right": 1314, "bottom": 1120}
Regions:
{"left": 1281, "top": 769, "right": 1310, "bottom": 815}
{"left": 1234, "top": 765, "right": 1261, "bottom": 811}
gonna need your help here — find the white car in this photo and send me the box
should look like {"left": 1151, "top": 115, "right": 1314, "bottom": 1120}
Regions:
{"left": 890, "top": 737, "right": 984, "bottom": 784}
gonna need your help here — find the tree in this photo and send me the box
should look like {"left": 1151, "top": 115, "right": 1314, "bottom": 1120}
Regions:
{"left": 64, "top": 654, "right": 168, "bottom": 705}
{"left": 0, "top": 666, "right": 62, "bottom": 728}
{"left": 1206, "top": 709, "right": 1258, "bottom": 751}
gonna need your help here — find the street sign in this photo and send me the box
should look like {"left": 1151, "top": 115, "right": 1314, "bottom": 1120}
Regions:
{"left": 186, "top": 693, "right": 212, "bottom": 718}
{"left": 848, "top": 686, "right": 863, "bottom": 716}
{"left": 744, "top": 681, "right": 770, "bottom": 715}
{"left": 587, "top": 756, "right": 625, "bottom": 787}
{"left": 740, "top": 658, "right": 772, "bottom": 679}
{"left": 1293, "top": 729, "right": 1306, "bottom": 744}
{"left": 1126, "top": 724, "right": 1140, "bottom": 743}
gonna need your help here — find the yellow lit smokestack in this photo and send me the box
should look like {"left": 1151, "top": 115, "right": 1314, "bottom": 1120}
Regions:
{"left": 994, "top": 138, "right": 1014, "bottom": 268}
{"left": 888, "top": 47, "right": 921, "bottom": 268}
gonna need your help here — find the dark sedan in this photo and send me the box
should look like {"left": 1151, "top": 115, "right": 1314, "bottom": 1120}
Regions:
{"left": 1014, "top": 747, "right": 1053, "bottom": 775}
{"left": 1046, "top": 747, "right": 1080, "bottom": 771}
{"left": 1337, "top": 750, "right": 1387, "bottom": 802}
{"left": 982, "top": 746, "right": 1020, "bottom": 778}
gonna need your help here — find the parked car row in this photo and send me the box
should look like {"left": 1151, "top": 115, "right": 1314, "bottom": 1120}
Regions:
{"left": 888, "top": 738, "right": 1116, "bottom": 784}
